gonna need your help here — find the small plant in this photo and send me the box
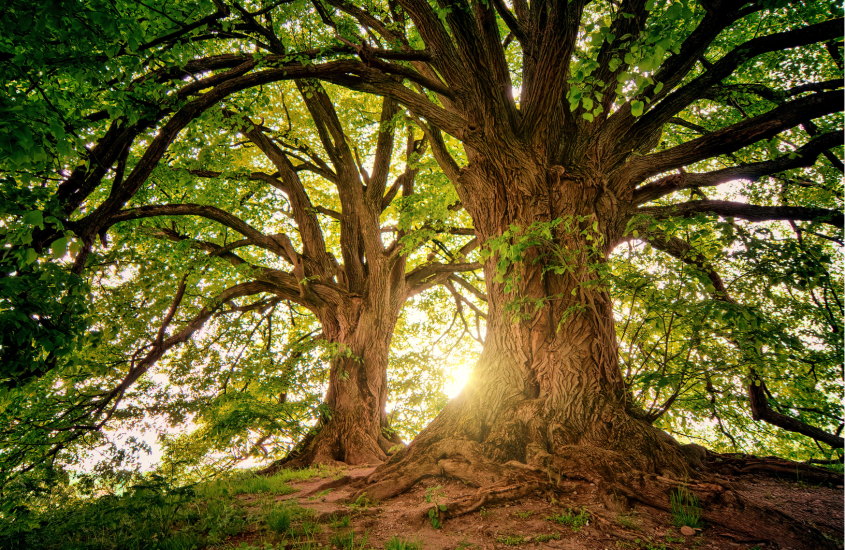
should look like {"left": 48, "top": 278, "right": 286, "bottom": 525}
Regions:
{"left": 309, "top": 489, "right": 332, "bottom": 500}
{"left": 347, "top": 493, "right": 378, "bottom": 511}
{"left": 547, "top": 507, "right": 590, "bottom": 532}
{"left": 478, "top": 506, "right": 491, "bottom": 518}
{"left": 617, "top": 514, "right": 638, "bottom": 529}
{"left": 632, "top": 538, "right": 667, "bottom": 550}
{"left": 265, "top": 505, "right": 295, "bottom": 534}
{"left": 424, "top": 485, "right": 447, "bottom": 529}
{"left": 534, "top": 533, "right": 561, "bottom": 542}
{"left": 496, "top": 534, "right": 527, "bottom": 545}
{"left": 330, "top": 515, "right": 352, "bottom": 528}
{"left": 384, "top": 536, "right": 422, "bottom": 550}
{"left": 665, "top": 531, "right": 684, "bottom": 543}
{"left": 330, "top": 530, "right": 368, "bottom": 550}
{"left": 513, "top": 510, "right": 534, "bottom": 519}
{"left": 669, "top": 486, "right": 702, "bottom": 529}
{"left": 290, "top": 520, "right": 322, "bottom": 538}
{"left": 456, "top": 538, "right": 476, "bottom": 550}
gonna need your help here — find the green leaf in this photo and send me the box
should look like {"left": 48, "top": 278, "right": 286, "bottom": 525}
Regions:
{"left": 23, "top": 210, "right": 43, "bottom": 226}
{"left": 51, "top": 237, "right": 68, "bottom": 259}
{"left": 631, "top": 101, "right": 644, "bottom": 116}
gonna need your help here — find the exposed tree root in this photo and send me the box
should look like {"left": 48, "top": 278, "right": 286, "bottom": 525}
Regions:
{"left": 703, "top": 452, "right": 844, "bottom": 485}
{"left": 258, "top": 421, "right": 402, "bottom": 475}
{"left": 350, "top": 436, "right": 840, "bottom": 550}
{"left": 610, "top": 474, "right": 838, "bottom": 549}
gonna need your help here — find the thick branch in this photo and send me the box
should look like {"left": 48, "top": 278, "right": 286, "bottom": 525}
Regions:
{"left": 107, "top": 203, "right": 296, "bottom": 262}
{"left": 618, "top": 17, "right": 843, "bottom": 154}
{"left": 749, "top": 378, "right": 844, "bottom": 449}
{"left": 621, "top": 90, "right": 843, "bottom": 185}
{"left": 637, "top": 200, "right": 843, "bottom": 227}
{"left": 632, "top": 132, "right": 843, "bottom": 205}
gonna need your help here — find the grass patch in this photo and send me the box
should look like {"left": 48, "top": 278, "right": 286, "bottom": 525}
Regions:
{"left": 496, "top": 534, "right": 527, "bottom": 545}
{"left": 513, "top": 510, "right": 534, "bottom": 519}
{"left": 330, "top": 514, "right": 352, "bottom": 528}
{"left": 330, "top": 530, "right": 369, "bottom": 550}
{"left": 265, "top": 505, "right": 296, "bottom": 534}
{"left": 547, "top": 507, "right": 590, "bottom": 532}
{"left": 534, "top": 533, "right": 561, "bottom": 542}
{"left": 670, "top": 486, "right": 702, "bottom": 529}
{"left": 0, "top": 466, "right": 333, "bottom": 550}
{"left": 384, "top": 536, "right": 422, "bottom": 550}
{"left": 346, "top": 493, "right": 378, "bottom": 511}
{"left": 195, "top": 471, "right": 297, "bottom": 499}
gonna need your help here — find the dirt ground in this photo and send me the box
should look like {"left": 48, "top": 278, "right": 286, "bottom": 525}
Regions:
{"left": 227, "top": 461, "right": 844, "bottom": 550}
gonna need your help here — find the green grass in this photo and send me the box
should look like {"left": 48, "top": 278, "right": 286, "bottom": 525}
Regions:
{"left": 547, "top": 507, "right": 590, "bottom": 532}
{"left": 265, "top": 505, "right": 296, "bottom": 534}
{"left": 330, "top": 514, "right": 352, "bottom": 528}
{"left": 534, "top": 533, "right": 561, "bottom": 542}
{"left": 195, "top": 471, "right": 298, "bottom": 499}
{"left": 496, "top": 534, "right": 527, "bottom": 545}
{"left": 669, "top": 486, "right": 703, "bottom": 529}
{"left": 384, "top": 536, "right": 422, "bottom": 550}
{"left": 0, "top": 467, "right": 331, "bottom": 550}
{"left": 513, "top": 510, "right": 534, "bottom": 519}
{"left": 330, "top": 530, "right": 369, "bottom": 550}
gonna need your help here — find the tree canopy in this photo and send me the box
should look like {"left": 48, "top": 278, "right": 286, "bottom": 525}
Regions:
{"left": 0, "top": 0, "right": 842, "bottom": 543}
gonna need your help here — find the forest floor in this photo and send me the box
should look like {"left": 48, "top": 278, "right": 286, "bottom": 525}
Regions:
{"left": 223, "top": 462, "right": 844, "bottom": 550}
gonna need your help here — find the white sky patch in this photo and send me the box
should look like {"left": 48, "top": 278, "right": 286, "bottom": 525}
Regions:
{"left": 444, "top": 362, "right": 471, "bottom": 399}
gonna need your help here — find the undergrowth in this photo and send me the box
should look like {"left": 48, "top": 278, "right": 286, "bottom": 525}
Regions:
{"left": 0, "top": 466, "right": 335, "bottom": 550}
{"left": 669, "top": 486, "right": 703, "bottom": 528}
{"left": 547, "top": 507, "right": 590, "bottom": 532}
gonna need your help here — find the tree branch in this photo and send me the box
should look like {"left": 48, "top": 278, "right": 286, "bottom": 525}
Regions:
{"left": 637, "top": 200, "right": 843, "bottom": 227}
{"left": 749, "top": 376, "right": 844, "bottom": 449}
{"left": 620, "top": 90, "right": 843, "bottom": 186}
{"left": 617, "top": 17, "right": 842, "bottom": 155}
{"left": 632, "top": 131, "right": 842, "bottom": 205}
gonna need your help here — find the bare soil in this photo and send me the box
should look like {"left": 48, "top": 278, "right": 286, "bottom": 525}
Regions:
{"left": 224, "top": 462, "right": 844, "bottom": 550}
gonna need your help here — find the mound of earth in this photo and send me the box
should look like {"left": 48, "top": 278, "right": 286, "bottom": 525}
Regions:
{"left": 224, "top": 460, "right": 843, "bottom": 550}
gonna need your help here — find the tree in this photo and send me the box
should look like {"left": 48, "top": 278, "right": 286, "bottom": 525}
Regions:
{"left": 2, "top": 0, "right": 842, "bottom": 543}
{"left": 1, "top": 0, "right": 481, "bottom": 473}
{"left": 331, "top": 0, "right": 842, "bottom": 515}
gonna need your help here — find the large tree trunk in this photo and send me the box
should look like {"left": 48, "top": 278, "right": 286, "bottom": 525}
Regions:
{"left": 262, "top": 305, "right": 404, "bottom": 471}
{"left": 360, "top": 154, "right": 691, "bottom": 496}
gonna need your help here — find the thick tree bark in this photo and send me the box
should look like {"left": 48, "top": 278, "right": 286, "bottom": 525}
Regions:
{"left": 286, "top": 308, "right": 404, "bottom": 468}
{"left": 360, "top": 153, "right": 692, "bottom": 499}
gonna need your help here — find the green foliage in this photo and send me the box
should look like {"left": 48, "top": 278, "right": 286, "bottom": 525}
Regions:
{"left": 669, "top": 486, "right": 703, "bottom": 529}
{"left": 534, "top": 533, "right": 561, "bottom": 542}
{"left": 0, "top": 180, "right": 91, "bottom": 387}
{"left": 0, "top": 466, "right": 329, "bottom": 550}
{"left": 424, "top": 485, "right": 448, "bottom": 528}
{"left": 384, "top": 537, "right": 422, "bottom": 550}
{"left": 330, "top": 529, "right": 369, "bottom": 550}
{"left": 481, "top": 215, "right": 608, "bottom": 324}
{"left": 547, "top": 507, "right": 591, "bottom": 532}
{"left": 496, "top": 534, "right": 527, "bottom": 545}
{"left": 330, "top": 515, "right": 352, "bottom": 529}
{"left": 0, "top": 473, "right": 202, "bottom": 550}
